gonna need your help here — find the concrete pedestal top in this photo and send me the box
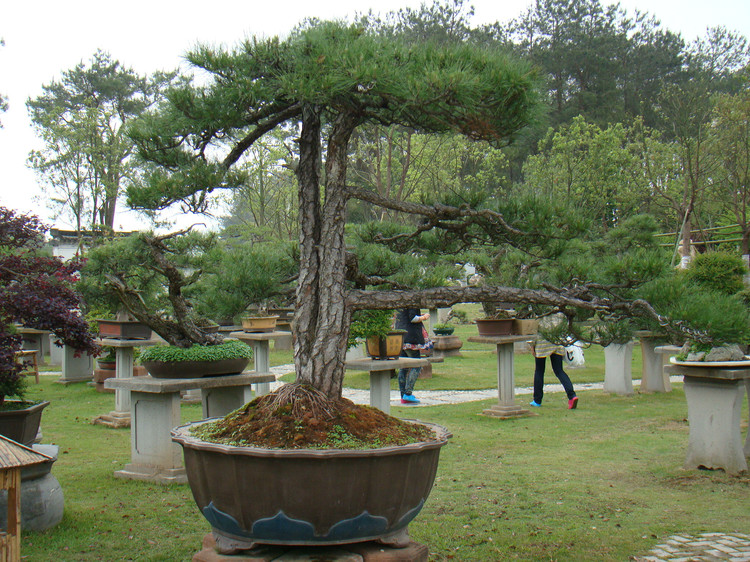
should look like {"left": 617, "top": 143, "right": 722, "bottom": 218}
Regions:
{"left": 468, "top": 335, "right": 536, "bottom": 419}
{"left": 345, "top": 357, "right": 428, "bottom": 414}
{"left": 665, "top": 364, "right": 750, "bottom": 474}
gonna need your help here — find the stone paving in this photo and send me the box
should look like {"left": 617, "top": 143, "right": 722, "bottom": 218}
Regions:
{"left": 633, "top": 533, "right": 750, "bottom": 561}
{"left": 268, "top": 364, "right": 683, "bottom": 408}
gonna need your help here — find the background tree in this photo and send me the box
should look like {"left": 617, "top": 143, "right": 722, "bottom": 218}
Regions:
{"left": 710, "top": 90, "right": 750, "bottom": 253}
{"left": 27, "top": 50, "right": 173, "bottom": 233}
{"left": 221, "top": 130, "right": 299, "bottom": 241}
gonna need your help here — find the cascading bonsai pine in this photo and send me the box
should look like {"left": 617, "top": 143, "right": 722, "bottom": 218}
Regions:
{"left": 0, "top": 206, "right": 99, "bottom": 405}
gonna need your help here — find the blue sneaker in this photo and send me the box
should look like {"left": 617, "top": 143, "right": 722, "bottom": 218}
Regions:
{"left": 401, "top": 394, "right": 420, "bottom": 404}
{"left": 529, "top": 400, "right": 542, "bottom": 407}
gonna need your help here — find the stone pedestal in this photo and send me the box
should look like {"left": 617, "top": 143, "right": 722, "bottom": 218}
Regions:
{"left": 345, "top": 357, "right": 429, "bottom": 414}
{"left": 231, "top": 331, "right": 291, "bottom": 396}
{"left": 603, "top": 342, "right": 634, "bottom": 396}
{"left": 418, "top": 356, "right": 442, "bottom": 380}
{"left": 193, "top": 533, "right": 429, "bottom": 562}
{"left": 636, "top": 333, "right": 670, "bottom": 393}
{"left": 58, "top": 345, "right": 94, "bottom": 383}
{"left": 665, "top": 364, "right": 750, "bottom": 475}
{"left": 468, "top": 335, "right": 536, "bottom": 419}
{"left": 93, "top": 338, "right": 160, "bottom": 428}
{"left": 106, "top": 372, "right": 275, "bottom": 484}
{"left": 49, "top": 336, "right": 62, "bottom": 366}
{"left": 432, "top": 335, "right": 463, "bottom": 358}
{"left": 16, "top": 327, "right": 49, "bottom": 366}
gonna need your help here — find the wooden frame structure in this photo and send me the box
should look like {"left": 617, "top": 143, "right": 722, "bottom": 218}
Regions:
{"left": 0, "top": 436, "right": 50, "bottom": 561}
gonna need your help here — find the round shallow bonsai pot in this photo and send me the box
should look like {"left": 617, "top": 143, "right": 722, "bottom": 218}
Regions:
{"left": 433, "top": 328, "right": 454, "bottom": 336}
{"left": 0, "top": 400, "right": 50, "bottom": 446}
{"left": 142, "top": 358, "right": 250, "bottom": 379}
{"left": 171, "top": 419, "right": 450, "bottom": 551}
{"left": 97, "top": 359, "right": 116, "bottom": 371}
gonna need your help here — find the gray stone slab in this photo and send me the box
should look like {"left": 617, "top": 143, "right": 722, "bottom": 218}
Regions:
{"left": 105, "top": 373, "right": 275, "bottom": 393}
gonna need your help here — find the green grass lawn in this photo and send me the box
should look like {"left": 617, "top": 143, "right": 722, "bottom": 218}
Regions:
{"left": 18, "top": 372, "right": 749, "bottom": 561}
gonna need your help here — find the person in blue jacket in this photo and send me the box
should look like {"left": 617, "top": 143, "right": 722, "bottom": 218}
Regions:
{"left": 394, "top": 308, "right": 430, "bottom": 404}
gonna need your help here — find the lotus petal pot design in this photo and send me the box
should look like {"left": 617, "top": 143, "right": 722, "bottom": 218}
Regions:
{"left": 171, "top": 419, "right": 450, "bottom": 552}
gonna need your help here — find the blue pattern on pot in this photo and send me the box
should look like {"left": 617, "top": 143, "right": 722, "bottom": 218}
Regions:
{"left": 203, "top": 500, "right": 426, "bottom": 543}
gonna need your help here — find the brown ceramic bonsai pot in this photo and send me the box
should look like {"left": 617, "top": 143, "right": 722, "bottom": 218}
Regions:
{"left": 142, "top": 358, "right": 250, "bottom": 379}
{"left": 0, "top": 400, "right": 49, "bottom": 446}
{"left": 365, "top": 332, "right": 405, "bottom": 360}
{"left": 97, "top": 319, "right": 152, "bottom": 340}
{"left": 475, "top": 318, "right": 514, "bottom": 337}
{"left": 171, "top": 419, "right": 450, "bottom": 552}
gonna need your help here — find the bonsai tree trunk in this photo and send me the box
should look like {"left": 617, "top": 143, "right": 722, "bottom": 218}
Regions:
{"left": 293, "top": 106, "right": 359, "bottom": 400}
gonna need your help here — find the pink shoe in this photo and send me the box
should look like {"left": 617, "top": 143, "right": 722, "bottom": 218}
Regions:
{"left": 568, "top": 396, "right": 578, "bottom": 409}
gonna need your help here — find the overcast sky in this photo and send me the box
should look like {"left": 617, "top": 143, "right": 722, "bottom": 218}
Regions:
{"left": 1, "top": 0, "right": 748, "bottom": 231}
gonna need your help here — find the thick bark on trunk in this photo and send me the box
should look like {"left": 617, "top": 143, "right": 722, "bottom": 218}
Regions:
{"left": 293, "top": 107, "right": 359, "bottom": 399}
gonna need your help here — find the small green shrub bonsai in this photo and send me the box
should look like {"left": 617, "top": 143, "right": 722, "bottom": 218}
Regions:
{"left": 140, "top": 340, "right": 253, "bottom": 363}
{"left": 348, "top": 309, "right": 396, "bottom": 349}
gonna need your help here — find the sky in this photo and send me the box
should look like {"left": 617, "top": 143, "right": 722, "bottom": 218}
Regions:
{"left": 1, "top": 0, "right": 748, "bottom": 231}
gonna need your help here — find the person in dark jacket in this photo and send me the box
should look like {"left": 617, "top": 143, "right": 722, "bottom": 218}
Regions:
{"left": 394, "top": 308, "right": 430, "bottom": 404}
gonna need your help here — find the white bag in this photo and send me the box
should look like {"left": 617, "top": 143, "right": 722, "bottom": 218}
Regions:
{"left": 563, "top": 342, "right": 585, "bottom": 368}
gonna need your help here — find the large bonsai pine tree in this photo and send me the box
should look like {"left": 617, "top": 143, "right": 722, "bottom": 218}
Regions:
{"left": 127, "top": 23, "right": 709, "bottom": 400}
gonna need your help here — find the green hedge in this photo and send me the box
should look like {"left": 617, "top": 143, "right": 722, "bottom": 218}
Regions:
{"left": 139, "top": 340, "right": 253, "bottom": 362}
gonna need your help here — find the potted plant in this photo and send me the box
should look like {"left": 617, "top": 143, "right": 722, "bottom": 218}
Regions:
{"left": 139, "top": 340, "right": 253, "bottom": 379}
{"left": 96, "top": 316, "right": 152, "bottom": 340}
{"left": 79, "top": 229, "right": 253, "bottom": 378}
{"left": 0, "top": 207, "right": 99, "bottom": 444}
{"left": 240, "top": 304, "right": 280, "bottom": 333}
{"left": 172, "top": 385, "right": 450, "bottom": 550}
{"left": 432, "top": 323, "right": 455, "bottom": 336}
{"left": 475, "top": 309, "right": 516, "bottom": 337}
{"left": 349, "top": 309, "right": 404, "bottom": 360}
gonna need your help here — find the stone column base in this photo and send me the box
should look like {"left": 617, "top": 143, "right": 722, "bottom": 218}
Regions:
{"left": 481, "top": 404, "right": 534, "bottom": 419}
{"left": 92, "top": 410, "right": 131, "bottom": 428}
{"left": 114, "top": 464, "right": 186, "bottom": 485}
{"left": 193, "top": 533, "right": 429, "bottom": 561}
